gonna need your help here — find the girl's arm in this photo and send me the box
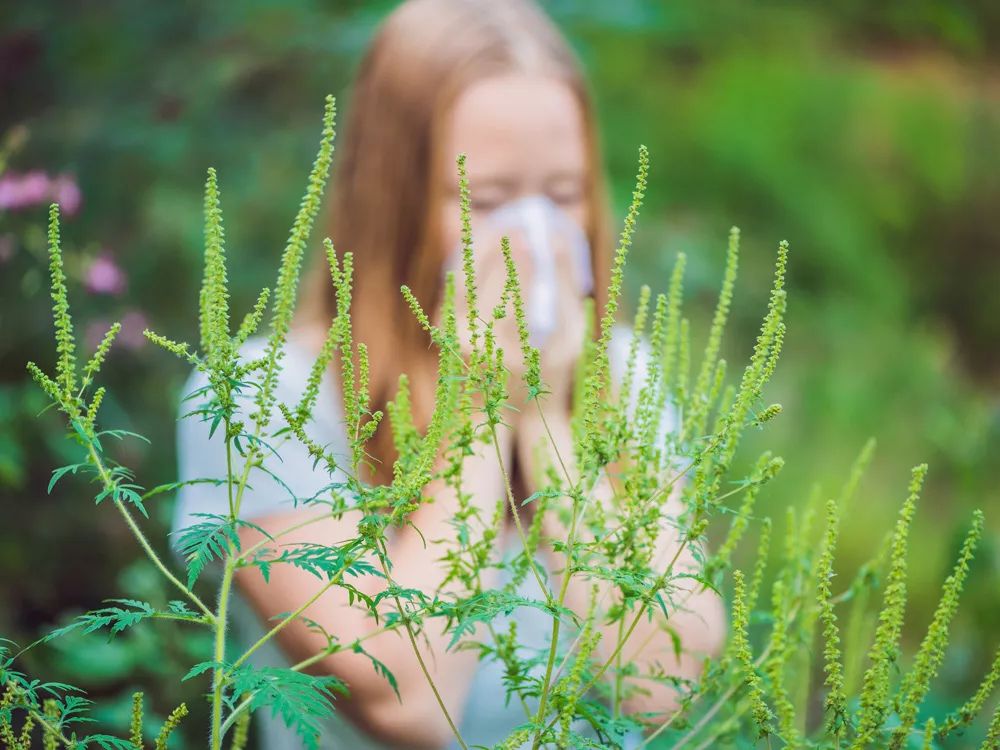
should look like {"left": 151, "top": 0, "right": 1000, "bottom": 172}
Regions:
{"left": 232, "top": 425, "right": 512, "bottom": 749}
{"left": 514, "top": 401, "right": 725, "bottom": 719}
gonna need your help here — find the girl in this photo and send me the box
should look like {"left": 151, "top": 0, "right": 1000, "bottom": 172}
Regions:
{"left": 175, "top": 0, "right": 724, "bottom": 747}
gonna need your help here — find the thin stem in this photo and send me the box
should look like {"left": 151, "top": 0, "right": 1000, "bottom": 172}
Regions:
{"left": 534, "top": 400, "right": 574, "bottom": 488}
{"left": 373, "top": 548, "right": 469, "bottom": 750}
{"left": 235, "top": 511, "right": 331, "bottom": 564}
{"left": 210, "top": 559, "right": 236, "bottom": 750}
{"left": 528, "top": 405, "right": 582, "bottom": 748}
{"left": 231, "top": 574, "right": 341, "bottom": 672}
{"left": 529, "top": 547, "right": 578, "bottom": 742}
{"left": 540, "top": 524, "right": 697, "bottom": 739}
{"left": 217, "top": 620, "right": 407, "bottom": 740}
{"left": 3, "top": 683, "right": 75, "bottom": 747}
{"left": 86, "top": 442, "right": 214, "bottom": 620}
{"left": 488, "top": 423, "right": 551, "bottom": 602}
{"left": 226, "top": 435, "right": 235, "bottom": 518}
{"left": 612, "top": 615, "right": 627, "bottom": 717}
{"left": 218, "top": 695, "right": 254, "bottom": 741}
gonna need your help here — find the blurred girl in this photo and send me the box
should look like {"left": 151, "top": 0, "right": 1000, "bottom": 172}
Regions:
{"left": 176, "top": 0, "right": 723, "bottom": 747}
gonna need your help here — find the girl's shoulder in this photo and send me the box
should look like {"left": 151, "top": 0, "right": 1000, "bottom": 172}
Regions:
{"left": 173, "top": 331, "right": 349, "bottom": 531}
{"left": 178, "top": 332, "right": 338, "bottom": 423}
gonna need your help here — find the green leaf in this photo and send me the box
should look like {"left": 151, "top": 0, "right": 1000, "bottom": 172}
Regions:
{"left": 39, "top": 599, "right": 203, "bottom": 645}
{"left": 83, "top": 734, "right": 138, "bottom": 749}
{"left": 172, "top": 513, "right": 244, "bottom": 588}
{"left": 48, "top": 462, "right": 87, "bottom": 493}
{"left": 181, "top": 660, "right": 220, "bottom": 682}
{"left": 228, "top": 664, "right": 346, "bottom": 749}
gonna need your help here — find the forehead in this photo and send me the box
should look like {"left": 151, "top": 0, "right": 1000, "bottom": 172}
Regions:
{"left": 442, "top": 73, "right": 587, "bottom": 180}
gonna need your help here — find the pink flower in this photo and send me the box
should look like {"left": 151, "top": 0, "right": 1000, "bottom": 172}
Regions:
{"left": 50, "top": 174, "right": 82, "bottom": 216}
{"left": 119, "top": 309, "right": 149, "bottom": 350}
{"left": 0, "top": 234, "right": 14, "bottom": 264}
{"left": 0, "top": 171, "right": 50, "bottom": 211}
{"left": 84, "top": 309, "right": 148, "bottom": 354}
{"left": 84, "top": 251, "right": 128, "bottom": 296}
{"left": 0, "top": 171, "right": 82, "bottom": 215}
{"left": 84, "top": 318, "right": 114, "bottom": 352}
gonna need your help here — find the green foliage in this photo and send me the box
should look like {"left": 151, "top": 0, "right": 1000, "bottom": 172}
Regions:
{"left": 3, "top": 96, "right": 998, "bottom": 750}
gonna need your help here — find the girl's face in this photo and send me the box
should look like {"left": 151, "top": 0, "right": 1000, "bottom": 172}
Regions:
{"left": 437, "top": 72, "right": 591, "bottom": 373}
{"left": 438, "top": 72, "right": 590, "bottom": 262}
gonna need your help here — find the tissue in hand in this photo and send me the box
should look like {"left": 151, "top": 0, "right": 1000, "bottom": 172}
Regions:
{"left": 447, "top": 194, "right": 592, "bottom": 348}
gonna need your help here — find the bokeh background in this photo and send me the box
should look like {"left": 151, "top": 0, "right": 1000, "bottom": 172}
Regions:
{"left": 2, "top": 1, "right": 999, "bottom": 745}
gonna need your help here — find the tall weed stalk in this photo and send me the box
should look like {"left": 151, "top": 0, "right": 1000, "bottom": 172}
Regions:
{"left": 2, "top": 96, "right": 997, "bottom": 750}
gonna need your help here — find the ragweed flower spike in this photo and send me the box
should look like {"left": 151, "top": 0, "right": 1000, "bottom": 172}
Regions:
{"left": 129, "top": 691, "right": 144, "bottom": 748}
{"left": 817, "top": 499, "right": 848, "bottom": 738}
{"left": 689, "top": 226, "right": 740, "bottom": 439}
{"left": 81, "top": 321, "right": 120, "bottom": 393}
{"left": 732, "top": 570, "right": 774, "bottom": 739}
{"left": 199, "top": 166, "right": 231, "bottom": 365}
{"left": 891, "top": 509, "right": 985, "bottom": 748}
{"left": 921, "top": 718, "right": 936, "bottom": 750}
{"left": 764, "top": 576, "right": 800, "bottom": 747}
{"left": 154, "top": 702, "right": 189, "bottom": 750}
{"left": 456, "top": 153, "right": 480, "bottom": 357}
{"left": 500, "top": 235, "right": 541, "bottom": 396}
{"left": 229, "top": 709, "right": 251, "bottom": 750}
{"left": 42, "top": 700, "right": 59, "bottom": 750}
{"left": 46, "top": 203, "right": 78, "bottom": 401}
{"left": 579, "top": 145, "right": 648, "bottom": 466}
{"left": 746, "top": 515, "right": 772, "bottom": 616}
{"left": 234, "top": 286, "right": 271, "bottom": 348}
{"left": 253, "top": 94, "right": 336, "bottom": 429}
{"left": 852, "top": 463, "right": 927, "bottom": 748}
{"left": 981, "top": 702, "right": 1000, "bottom": 750}
{"left": 635, "top": 292, "right": 669, "bottom": 449}
{"left": 658, "top": 251, "right": 686, "bottom": 401}
{"left": 619, "top": 283, "right": 651, "bottom": 413}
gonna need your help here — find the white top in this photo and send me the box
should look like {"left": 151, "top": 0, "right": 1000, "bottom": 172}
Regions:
{"left": 173, "top": 325, "right": 671, "bottom": 749}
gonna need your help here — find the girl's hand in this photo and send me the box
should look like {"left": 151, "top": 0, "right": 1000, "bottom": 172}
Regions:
{"left": 446, "top": 230, "right": 528, "bottom": 383}
{"left": 532, "top": 249, "right": 588, "bottom": 410}
{"left": 443, "top": 221, "right": 589, "bottom": 426}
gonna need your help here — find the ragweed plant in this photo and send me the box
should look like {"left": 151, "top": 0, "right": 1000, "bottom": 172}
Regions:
{"left": 3, "top": 96, "right": 998, "bottom": 749}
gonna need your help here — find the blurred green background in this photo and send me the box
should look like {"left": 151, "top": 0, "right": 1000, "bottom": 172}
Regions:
{"left": 1, "top": 0, "right": 998, "bottom": 745}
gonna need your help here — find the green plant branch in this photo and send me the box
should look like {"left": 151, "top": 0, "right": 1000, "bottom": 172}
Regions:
{"left": 373, "top": 548, "right": 469, "bottom": 750}
{"left": 85, "top": 440, "right": 215, "bottom": 621}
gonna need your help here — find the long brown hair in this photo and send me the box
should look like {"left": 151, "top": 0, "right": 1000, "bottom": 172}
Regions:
{"left": 298, "top": 0, "right": 611, "bottom": 484}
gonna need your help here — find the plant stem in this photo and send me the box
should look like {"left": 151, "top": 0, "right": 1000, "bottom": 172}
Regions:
{"left": 230, "top": 574, "right": 341, "bottom": 672}
{"left": 3, "top": 683, "right": 75, "bottom": 747}
{"left": 373, "top": 548, "right": 469, "bottom": 750}
{"left": 613, "top": 615, "right": 627, "bottom": 716}
{"left": 235, "top": 511, "right": 330, "bottom": 564}
{"left": 86, "top": 441, "right": 215, "bottom": 620}
{"left": 528, "top": 409, "right": 581, "bottom": 748}
{"left": 217, "top": 620, "right": 407, "bottom": 739}
{"left": 210, "top": 559, "right": 236, "bottom": 750}
{"left": 226, "top": 435, "right": 235, "bottom": 518}
{"left": 539, "top": 525, "right": 697, "bottom": 740}
{"left": 488, "top": 423, "right": 551, "bottom": 601}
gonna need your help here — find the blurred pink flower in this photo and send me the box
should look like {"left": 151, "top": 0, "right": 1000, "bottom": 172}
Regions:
{"left": 0, "top": 171, "right": 49, "bottom": 210}
{"left": 50, "top": 174, "right": 82, "bottom": 215}
{"left": 119, "top": 309, "right": 149, "bottom": 350}
{"left": 84, "top": 318, "right": 114, "bottom": 352}
{"left": 84, "top": 309, "right": 148, "bottom": 354}
{"left": 0, "top": 171, "right": 81, "bottom": 215}
{"left": 84, "top": 251, "right": 128, "bottom": 296}
{"left": 0, "top": 234, "right": 15, "bottom": 264}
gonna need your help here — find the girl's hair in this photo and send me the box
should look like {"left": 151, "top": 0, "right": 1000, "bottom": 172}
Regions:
{"left": 298, "top": 0, "right": 611, "bottom": 484}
